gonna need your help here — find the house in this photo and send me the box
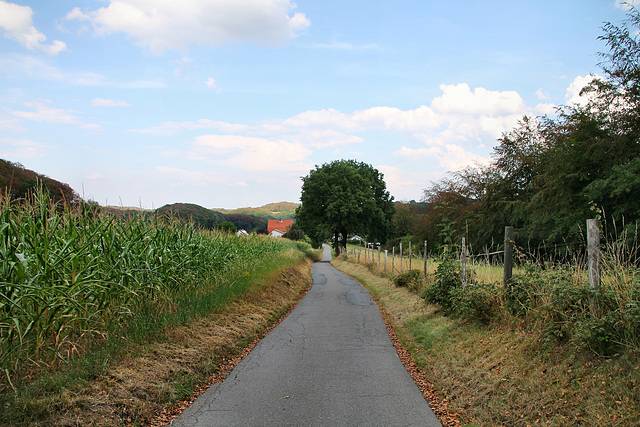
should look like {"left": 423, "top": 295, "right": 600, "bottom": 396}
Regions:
{"left": 236, "top": 229, "right": 249, "bottom": 237}
{"left": 267, "top": 219, "right": 293, "bottom": 238}
{"left": 269, "top": 229, "right": 286, "bottom": 238}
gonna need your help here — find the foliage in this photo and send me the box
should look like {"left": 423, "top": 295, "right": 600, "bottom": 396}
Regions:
{"left": 393, "top": 269, "right": 423, "bottom": 291}
{"left": 217, "top": 221, "right": 238, "bottom": 234}
{"left": 449, "top": 284, "right": 498, "bottom": 323}
{"left": 296, "top": 160, "right": 395, "bottom": 255}
{"left": 156, "top": 203, "right": 225, "bottom": 229}
{"left": 282, "top": 223, "right": 305, "bottom": 241}
{"left": 421, "top": 258, "right": 462, "bottom": 311}
{"left": 222, "top": 213, "right": 267, "bottom": 232}
{"left": 504, "top": 267, "right": 545, "bottom": 317}
{"left": 212, "top": 202, "right": 299, "bottom": 220}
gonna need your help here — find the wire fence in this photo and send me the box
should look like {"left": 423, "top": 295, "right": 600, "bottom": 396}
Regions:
{"left": 342, "top": 219, "right": 608, "bottom": 290}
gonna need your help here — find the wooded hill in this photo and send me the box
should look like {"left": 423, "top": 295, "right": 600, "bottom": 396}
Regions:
{"left": 157, "top": 203, "right": 269, "bottom": 232}
{"left": 0, "top": 159, "right": 77, "bottom": 205}
{"left": 212, "top": 202, "right": 298, "bottom": 220}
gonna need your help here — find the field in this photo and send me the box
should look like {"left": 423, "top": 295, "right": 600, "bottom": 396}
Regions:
{"left": 0, "top": 189, "right": 316, "bottom": 423}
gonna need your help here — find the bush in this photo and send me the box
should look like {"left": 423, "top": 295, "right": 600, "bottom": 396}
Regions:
{"left": 504, "top": 267, "right": 546, "bottom": 317}
{"left": 450, "top": 284, "right": 498, "bottom": 323}
{"left": 393, "top": 269, "right": 423, "bottom": 292}
{"left": 421, "top": 259, "right": 462, "bottom": 310}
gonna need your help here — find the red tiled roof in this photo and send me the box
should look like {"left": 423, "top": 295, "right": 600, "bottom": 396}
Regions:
{"left": 267, "top": 219, "right": 294, "bottom": 233}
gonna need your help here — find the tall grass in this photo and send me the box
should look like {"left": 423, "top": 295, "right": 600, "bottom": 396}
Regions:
{"left": 0, "top": 189, "right": 299, "bottom": 388}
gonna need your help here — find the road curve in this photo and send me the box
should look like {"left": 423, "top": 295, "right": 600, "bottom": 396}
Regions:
{"left": 170, "top": 244, "right": 441, "bottom": 426}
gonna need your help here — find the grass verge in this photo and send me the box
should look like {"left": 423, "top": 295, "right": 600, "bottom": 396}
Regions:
{"left": 1, "top": 249, "right": 319, "bottom": 426}
{"left": 331, "top": 257, "right": 640, "bottom": 427}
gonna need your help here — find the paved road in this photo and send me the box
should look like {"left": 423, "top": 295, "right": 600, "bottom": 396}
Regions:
{"left": 171, "top": 245, "right": 441, "bottom": 426}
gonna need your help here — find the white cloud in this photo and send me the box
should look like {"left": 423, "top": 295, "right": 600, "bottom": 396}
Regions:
{"left": 189, "top": 135, "right": 312, "bottom": 171}
{"left": 206, "top": 77, "right": 216, "bottom": 89}
{"left": 536, "top": 88, "right": 550, "bottom": 100}
{"left": 310, "top": 41, "right": 379, "bottom": 50}
{"left": 131, "top": 119, "right": 250, "bottom": 136}
{"left": 0, "top": 115, "right": 25, "bottom": 132}
{"left": 431, "top": 83, "right": 526, "bottom": 116}
{"left": 65, "top": 0, "right": 310, "bottom": 54}
{"left": 132, "top": 82, "right": 552, "bottom": 153}
{"left": 13, "top": 101, "right": 101, "bottom": 130}
{"left": 86, "top": 172, "right": 102, "bottom": 180}
{"left": 377, "top": 164, "right": 441, "bottom": 202}
{"left": 91, "top": 98, "right": 131, "bottom": 107}
{"left": 0, "top": 137, "right": 52, "bottom": 158}
{"left": 615, "top": 0, "right": 640, "bottom": 9}
{"left": 565, "top": 74, "right": 603, "bottom": 107}
{"left": 173, "top": 57, "right": 197, "bottom": 76}
{"left": 0, "top": 1, "right": 66, "bottom": 55}
{"left": 0, "top": 54, "right": 165, "bottom": 88}
{"left": 288, "top": 129, "right": 364, "bottom": 148}
{"left": 393, "top": 145, "right": 491, "bottom": 172}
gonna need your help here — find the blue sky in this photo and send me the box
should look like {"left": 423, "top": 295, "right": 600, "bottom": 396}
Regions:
{"left": 0, "top": 0, "right": 635, "bottom": 209}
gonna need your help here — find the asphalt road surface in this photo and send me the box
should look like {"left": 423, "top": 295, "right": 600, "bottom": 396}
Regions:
{"left": 170, "top": 244, "right": 441, "bottom": 426}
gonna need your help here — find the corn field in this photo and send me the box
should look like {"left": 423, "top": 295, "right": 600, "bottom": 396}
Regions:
{"left": 0, "top": 190, "right": 298, "bottom": 387}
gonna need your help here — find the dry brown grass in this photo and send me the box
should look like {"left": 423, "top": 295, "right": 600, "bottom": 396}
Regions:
{"left": 332, "top": 257, "right": 640, "bottom": 427}
{"left": 8, "top": 257, "right": 314, "bottom": 427}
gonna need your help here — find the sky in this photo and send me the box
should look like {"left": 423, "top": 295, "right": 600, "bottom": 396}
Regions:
{"left": 0, "top": 0, "right": 636, "bottom": 209}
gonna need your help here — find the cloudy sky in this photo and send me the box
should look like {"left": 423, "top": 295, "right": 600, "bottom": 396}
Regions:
{"left": 0, "top": 1, "right": 635, "bottom": 208}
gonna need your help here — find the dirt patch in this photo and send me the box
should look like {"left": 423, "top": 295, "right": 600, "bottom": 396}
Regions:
{"left": 50, "top": 257, "right": 313, "bottom": 426}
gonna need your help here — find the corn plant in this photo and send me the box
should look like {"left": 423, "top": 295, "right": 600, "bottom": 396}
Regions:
{"left": 0, "top": 189, "right": 296, "bottom": 387}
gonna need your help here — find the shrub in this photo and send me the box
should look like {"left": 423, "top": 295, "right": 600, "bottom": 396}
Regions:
{"left": 393, "top": 269, "right": 423, "bottom": 292}
{"left": 421, "top": 259, "right": 462, "bottom": 311}
{"left": 504, "top": 267, "right": 546, "bottom": 317}
{"left": 450, "top": 284, "right": 498, "bottom": 323}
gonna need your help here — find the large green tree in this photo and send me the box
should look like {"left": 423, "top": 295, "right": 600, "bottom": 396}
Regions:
{"left": 296, "top": 160, "right": 395, "bottom": 255}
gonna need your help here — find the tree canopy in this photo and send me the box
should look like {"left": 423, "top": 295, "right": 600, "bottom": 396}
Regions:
{"left": 296, "top": 160, "right": 395, "bottom": 254}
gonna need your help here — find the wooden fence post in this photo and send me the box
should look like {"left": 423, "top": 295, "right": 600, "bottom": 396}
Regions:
{"left": 503, "top": 226, "right": 514, "bottom": 288}
{"left": 462, "top": 237, "right": 467, "bottom": 287}
{"left": 587, "top": 219, "right": 601, "bottom": 289}
{"left": 378, "top": 245, "right": 381, "bottom": 270}
{"left": 392, "top": 247, "right": 395, "bottom": 273}
{"left": 409, "top": 241, "right": 412, "bottom": 270}
{"left": 400, "top": 242, "right": 403, "bottom": 273}
{"left": 384, "top": 249, "right": 388, "bottom": 273}
{"left": 423, "top": 240, "right": 428, "bottom": 279}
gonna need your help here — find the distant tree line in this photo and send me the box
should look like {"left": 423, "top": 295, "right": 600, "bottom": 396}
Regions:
{"left": 390, "top": 8, "right": 640, "bottom": 254}
{"left": 155, "top": 203, "right": 268, "bottom": 233}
